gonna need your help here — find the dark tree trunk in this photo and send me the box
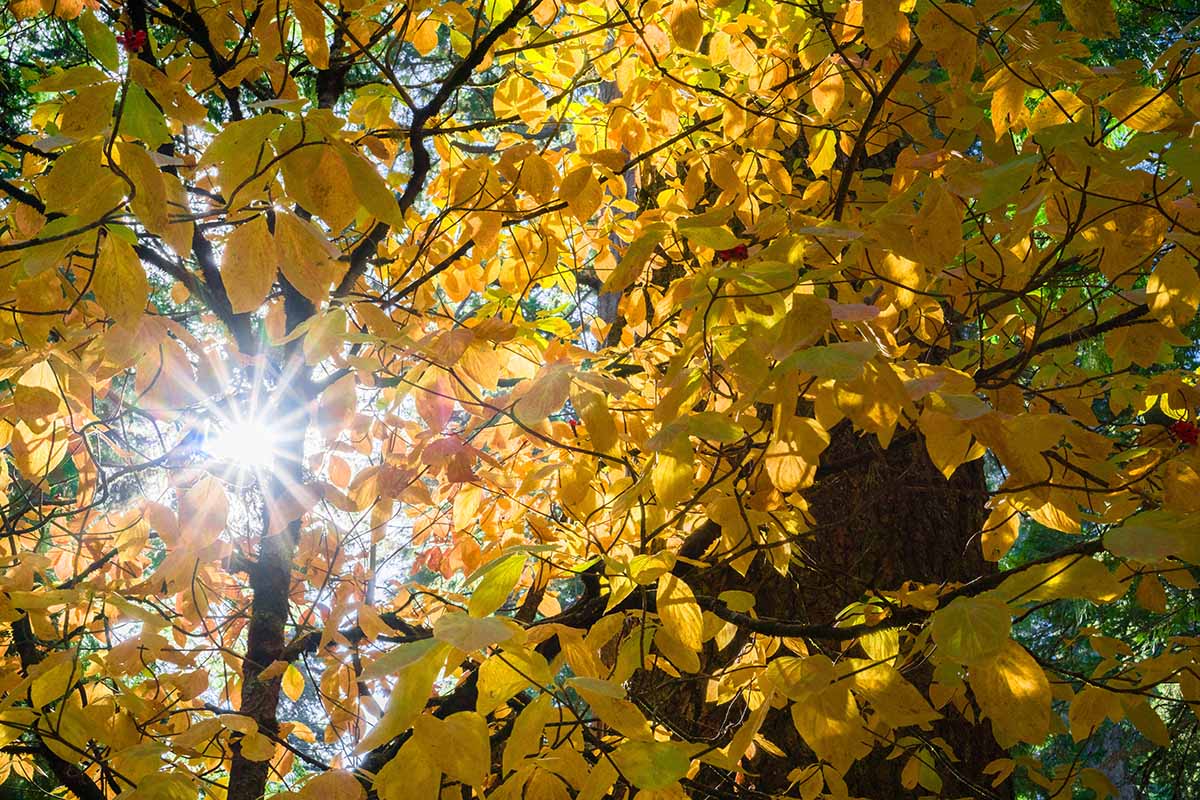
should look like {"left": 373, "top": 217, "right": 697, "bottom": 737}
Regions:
{"left": 634, "top": 424, "right": 1008, "bottom": 799}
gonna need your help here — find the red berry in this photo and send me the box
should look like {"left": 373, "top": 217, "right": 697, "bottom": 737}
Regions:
{"left": 117, "top": 30, "right": 147, "bottom": 53}
{"left": 715, "top": 243, "right": 748, "bottom": 261}
{"left": 1170, "top": 421, "right": 1199, "bottom": 446}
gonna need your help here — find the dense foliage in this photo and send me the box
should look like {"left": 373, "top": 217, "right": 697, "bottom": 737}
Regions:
{"left": 1, "top": 0, "right": 1200, "bottom": 798}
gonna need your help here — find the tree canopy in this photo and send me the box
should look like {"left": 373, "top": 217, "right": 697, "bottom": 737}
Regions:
{"left": 1, "top": 0, "right": 1200, "bottom": 798}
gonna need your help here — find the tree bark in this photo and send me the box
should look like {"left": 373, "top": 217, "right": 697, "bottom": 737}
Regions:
{"left": 634, "top": 424, "right": 1008, "bottom": 799}
{"left": 226, "top": 384, "right": 310, "bottom": 800}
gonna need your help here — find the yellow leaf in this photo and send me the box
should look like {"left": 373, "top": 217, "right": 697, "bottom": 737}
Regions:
{"left": 1062, "top": 0, "right": 1119, "bottom": 39}
{"left": 996, "top": 556, "right": 1124, "bottom": 605}
{"left": 31, "top": 656, "right": 77, "bottom": 709}
{"left": 1126, "top": 699, "right": 1170, "bottom": 746}
{"left": 409, "top": 18, "right": 439, "bottom": 56}
{"left": 433, "top": 612, "right": 521, "bottom": 652}
{"left": 1103, "top": 86, "right": 1181, "bottom": 132}
{"left": 525, "top": 766, "right": 574, "bottom": 800}
{"left": 1146, "top": 248, "right": 1200, "bottom": 329}
{"left": 469, "top": 554, "right": 525, "bottom": 617}
{"left": 930, "top": 596, "right": 1011, "bottom": 665}
{"left": 222, "top": 216, "right": 278, "bottom": 313}
{"left": 281, "top": 143, "right": 358, "bottom": 231}
{"left": 578, "top": 758, "right": 619, "bottom": 800}
{"left": 115, "top": 142, "right": 168, "bottom": 235}
{"left": 763, "top": 416, "right": 830, "bottom": 493}
{"left": 602, "top": 222, "right": 667, "bottom": 293}
{"left": 354, "top": 642, "right": 449, "bottom": 753}
{"left": 808, "top": 128, "right": 837, "bottom": 173}
{"left": 162, "top": 174, "right": 195, "bottom": 257}
{"left": 847, "top": 660, "right": 939, "bottom": 728}
{"left": 862, "top": 0, "right": 902, "bottom": 49}
{"left": 1068, "top": 685, "right": 1124, "bottom": 741}
{"left": 981, "top": 502, "right": 1020, "bottom": 561}
{"left": 476, "top": 646, "right": 553, "bottom": 714}
{"left": 219, "top": 714, "right": 258, "bottom": 734}
{"left": 305, "top": 307, "right": 349, "bottom": 365}
{"left": 969, "top": 640, "right": 1051, "bottom": 747}
{"left": 515, "top": 368, "right": 571, "bottom": 425}
{"left": 1029, "top": 90, "right": 1086, "bottom": 134}
{"left": 668, "top": 1, "right": 703, "bottom": 50}
{"left": 298, "top": 770, "right": 366, "bottom": 800}
{"left": 764, "top": 655, "right": 835, "bottom": 701}
{"left": 413, "top": 711, "right": 490, "bottom": 787}
{"left": 362, "top": 638, "right": 442, "bottom": 680}
{"left": 656, "top": 574, "right": 703, "bottom": 652}
{"left": 919, "top": 410, "right": 976, "bottom": 479}
{"left": 652, "top": 434, "right": 694, "bottom": 508}
{"left": 989, "top": 73, "right": 1027, "bottom": 139}
{"left": 238, "top": 731, "right": 277, "bottom": 761}
{"left": 179, "top": 475, "right": 229, "bottom": 547}
{"left": 59, "top": 82, "right": 117, "bottom": 139}
{"left": 502, "top": 692, "right": 553, "bottom": 773}
{"left": 789, "top": 683, "right": 872, "bottom": 773}
{"left": 518, "top": 153, "right": 558, "bottom": 203}
{"left": 11, "top": 419, "right": 70, "bottom": 482}
{"left": 676, "top": 222, "right": 739, "bottom": 250}
{"left": 707, "top": 692, "right": 770, "bottom": 769}
{"left": 1105, "top": 510, "right": 1200, "bottom": 564}
{"left": 915, "top": 4, "right": 976, "bottom": 85}
{"left": 653, "top": 625, "right": 700, "bottom": 673}
{"left": 570, "top": 677, "right": 653, "bottom": 740}
{"left": 494, "top": 72, "right": 547, "bottom": 129}
{"left": 274, "top": 211, "right": 338, "bottom": 305}
{"left": 414, "top": 368, "right": 455, "bottom": 431}
{"left": 357, "top": 604, "right": 394, "bottom": 641}
{"left": 292, "top": 0, "right": 330, "bottom": 69}
{"left": 282, "top": 664, "right": 305, "bottom": 702}
{"left": 810, "top": 59, "right": 844, "bottom": 119}
{"left": 560, "top": 166, "right": 602, "bottom": 222}
{"left": 375, "top": 738, "right": 441, "bottom": 800}
{"left": 93, "top": 234, "right": 149, "bottom": 327}
{"left": 571, "top": 385, "right": 618, "bottom": 453}
{"left": 611, "top": 740, "right": 698, "bottom": 790}
{"left": 338, "top": 147, "right": 404, "bottom": 227}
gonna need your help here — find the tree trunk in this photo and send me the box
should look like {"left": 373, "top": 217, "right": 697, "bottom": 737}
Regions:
{"left": 637, "top": 424, "right": 1008, "bottom": 799}
{"left": 226, "top": 383, "right": 310, "bottom": 800}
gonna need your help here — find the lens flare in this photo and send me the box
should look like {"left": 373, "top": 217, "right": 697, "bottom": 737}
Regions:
{"left": 204, "top": 415, "right": 280, "bottom": 470}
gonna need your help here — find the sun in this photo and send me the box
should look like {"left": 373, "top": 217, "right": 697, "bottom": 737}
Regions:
{"left": 204, "top": 414, "right": 282, "bottom": 471}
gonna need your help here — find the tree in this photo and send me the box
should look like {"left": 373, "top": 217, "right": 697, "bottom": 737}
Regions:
{"left": 0, "top": 0, "right": 1199, "bottom": 798}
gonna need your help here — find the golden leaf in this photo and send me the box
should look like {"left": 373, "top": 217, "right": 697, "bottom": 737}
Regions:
{"left": 282, "top": 664, "right": 305, "bottom": 702}
{"left": 930, "top": 596, "right": 1012, "bottom": 665}
{"left": 1062, "top": 0, "right": 1119, "bottom": 39}
{"left": 656, "top": 574, "right": 703, "bottom": 653}
{"left": 222, "top": 216, "right": 278, "bottom": 313}
{"left": 560, "top": 165, "right": 602, "bottom": 222}
{"left": 1103, "top": 86, "right": 1182, "bottom": 132}
{"left": 93, "top": 234, "right": 149, "bottom": 327}
{"left": 274, "top": 211, "right": 339, "bottom": 305}
{"left": 969, "top": 640, "right": 1051, "bottom": 747}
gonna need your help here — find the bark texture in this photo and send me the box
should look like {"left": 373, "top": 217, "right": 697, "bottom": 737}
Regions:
{"left": 634, "top": 424, "right": 1006, "bottom": 799}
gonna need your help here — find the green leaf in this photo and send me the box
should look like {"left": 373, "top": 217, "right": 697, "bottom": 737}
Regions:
{"left": 121, "top": 84, "right": 171, "bottom": 147}
{"left": 611, "top": 740, "right": 700, "bottom": 790}
{"left": 930, "top": 596, "right": 1011, "bottom": 665}
{"left": 468, "top": 554, "right": 525, "bottom": 617}
{"left": 78, "top": 11, "right": 119, "bottom": 72}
